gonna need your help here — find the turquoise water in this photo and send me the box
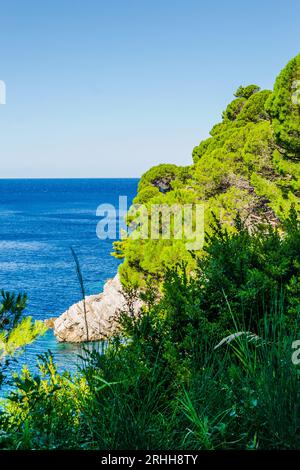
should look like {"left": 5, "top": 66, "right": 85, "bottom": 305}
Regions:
{"left": 0, "top": 178, "right": 138, "bottom": 377}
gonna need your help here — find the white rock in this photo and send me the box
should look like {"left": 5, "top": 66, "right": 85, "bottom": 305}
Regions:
{"left": 53, "top": 274, "right": 142, "bottom": 343}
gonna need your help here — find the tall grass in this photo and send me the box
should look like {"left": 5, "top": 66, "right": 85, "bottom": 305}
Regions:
{"left": 178, "top": 292, "right": 300, "bottom": 449}
{"left": 1, "top": 212, "right": 299, "bottom": 450}
{"left": 70, "top": 247, "right": 89, "bottom": 342}
{"left": 1, "top": 289, "right": 299, "bottom": 450}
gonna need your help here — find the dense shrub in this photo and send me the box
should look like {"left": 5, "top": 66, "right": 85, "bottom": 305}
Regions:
{"left": 115, "top": 54, "right": 300, "bottom": 290}
{"left": 1, "top": 212, "right": 300, "bottom": 450}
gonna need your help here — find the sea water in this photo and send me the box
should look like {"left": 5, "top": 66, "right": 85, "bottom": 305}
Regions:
{"left": 0, "top": 178, "right": 138, "bottom": 380}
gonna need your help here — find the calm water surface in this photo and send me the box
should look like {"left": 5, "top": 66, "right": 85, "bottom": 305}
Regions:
{"left": 0, "top": 178, "right": 138, "bottom": 383}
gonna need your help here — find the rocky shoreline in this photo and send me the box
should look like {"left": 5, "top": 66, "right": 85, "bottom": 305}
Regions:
{"left": 51, "top": 274, "right": 142, "bottom": 343}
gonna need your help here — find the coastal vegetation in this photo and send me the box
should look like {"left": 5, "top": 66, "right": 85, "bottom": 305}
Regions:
{"left": 0, "top": 53, "right": 300, "bottom": 450}
{"left": 1, "top": 211, "right": 299, "bottom": 450}
{"left": 0, "top": 291, "right": 47, "bottom": 390}
{"left": 115, "top": 54, "right": 300, "bottom": 290}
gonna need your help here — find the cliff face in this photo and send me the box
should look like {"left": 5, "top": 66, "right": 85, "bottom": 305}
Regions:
{"left": 53, "top": 275, "right": 142, "bottom": 343}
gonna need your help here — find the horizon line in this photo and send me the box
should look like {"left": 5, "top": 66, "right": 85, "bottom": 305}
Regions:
{"left": 0, "top": 176, "right": 141, "bottom": 180}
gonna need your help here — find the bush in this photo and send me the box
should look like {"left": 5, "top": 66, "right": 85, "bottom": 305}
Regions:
{"left": 1, "top": 213, "right": 300, "bottom": 450}
{"left": 0, "top": 291, "right": 47, "bottom": 389}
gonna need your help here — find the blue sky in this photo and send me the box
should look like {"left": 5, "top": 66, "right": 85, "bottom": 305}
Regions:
{"left": 0, "top": 0, "right": 299, "bottom": 178}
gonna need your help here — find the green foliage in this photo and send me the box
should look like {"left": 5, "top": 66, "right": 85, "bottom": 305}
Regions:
{"left": 237, "top": 90, "right": 271, "bottom": 123}
{"left": 193, "top": 209, "right": 300, "bottom": 335}
{"left": 115, "top": 54, "right": 300, "bottom": 290}
{"left": 133, "top": 185, "right": 160, "bottom": 204}
{"left": 1, "top": 352, "right": 89, "bottom": 449}
{"left": 137, "top": 163, "right": 187, "bottom": 192}
{"left": 0, "top": 291, "right": 47, "bottom": 389}
{"left": 0, "top": 317, "right": 47, "bottom": 359}
{"left": 265, "top": 53, "right": 300, "bottom": 154}
{"left": 0, "top": 291, "right": 26, "bottom": 330}
{"left": 222, "top": 97, "right": 246, "bottom": 121}
{"left": 234, "top": 84, "right": 260, "bottom": 99}
{"left": 2, "top": 216, "right": 300, "bottom": 449}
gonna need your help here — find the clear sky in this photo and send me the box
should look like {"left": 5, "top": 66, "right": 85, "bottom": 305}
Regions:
{"left": 0, "top": 0, "right": 299, "bottom": 178}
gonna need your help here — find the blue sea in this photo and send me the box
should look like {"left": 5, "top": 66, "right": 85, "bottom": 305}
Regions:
{"left": 0, "top": 178, "right": 138, "bottom": 381}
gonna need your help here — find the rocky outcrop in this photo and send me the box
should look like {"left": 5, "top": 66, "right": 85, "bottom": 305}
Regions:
{"left": 53, "top": 274, "right": 142, "bottom": 343}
